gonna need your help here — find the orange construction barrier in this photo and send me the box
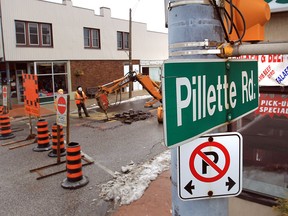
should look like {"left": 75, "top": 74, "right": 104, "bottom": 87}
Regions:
{"left": 48, "top": 123, "right": 66, "bottom": 157}
{"left": 61, "top": 142, "right": 89, "bottom": 189}
{"left": 0, "top": 114, "right": 15, "bottom": 140}
{"left": 33, "top": 119, "right": 51, "bottom": 152}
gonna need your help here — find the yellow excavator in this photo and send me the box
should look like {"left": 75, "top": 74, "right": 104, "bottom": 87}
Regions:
{"left": 95, "top": 71, "right": 163, "bottom": 123}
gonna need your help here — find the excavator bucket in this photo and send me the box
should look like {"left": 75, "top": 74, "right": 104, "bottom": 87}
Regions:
{"left": 157, "top": 106, "right": 163, "bottom": 123}
{"left": 96, "top": 93, "right": 109, "bottom": 112}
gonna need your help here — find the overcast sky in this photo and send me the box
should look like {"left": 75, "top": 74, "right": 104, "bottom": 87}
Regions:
{"left": 46, "top": 0, "right": 167, "bottom": 33}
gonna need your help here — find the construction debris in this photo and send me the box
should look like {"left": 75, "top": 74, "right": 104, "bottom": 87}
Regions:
{"left": 114, "top": 109, "right": 152, "bottom": 124}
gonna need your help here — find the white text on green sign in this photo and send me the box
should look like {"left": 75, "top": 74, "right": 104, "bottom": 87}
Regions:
{"left": 163, "top": 60, "right": 258, "bottom": 147}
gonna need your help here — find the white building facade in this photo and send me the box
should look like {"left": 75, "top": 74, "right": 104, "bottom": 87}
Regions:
{"left": 0, "top": 0, "right": 168, "bottom": 104}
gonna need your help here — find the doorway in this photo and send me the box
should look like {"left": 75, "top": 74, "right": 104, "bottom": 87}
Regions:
{"left": 16, "top": 70, "right": 24, "bottom": 104}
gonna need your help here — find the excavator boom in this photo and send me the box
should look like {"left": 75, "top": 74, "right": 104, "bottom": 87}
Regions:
{"left": 95, "top": 71, "right": 163, "bottom": 123}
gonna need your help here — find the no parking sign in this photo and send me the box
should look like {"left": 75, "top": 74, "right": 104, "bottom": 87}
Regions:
{"left": 178, "top": 132, "right": 242, "bottom": 200}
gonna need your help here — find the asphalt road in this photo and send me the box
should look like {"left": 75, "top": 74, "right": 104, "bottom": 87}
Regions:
{"left": 0, "top": 98, "right": 168, "bottom": 216}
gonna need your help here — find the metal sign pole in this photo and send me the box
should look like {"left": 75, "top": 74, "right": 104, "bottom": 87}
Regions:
{"left": 66, "top": 95, "right": 70, "bottom": 145}
{"left": 166, "top": 0, "right": 228, "bottom": 215}
{"left": 57, "top": 124, "right": 61, "bottom": 164}
{"left": 29, "top": 114, "right": 33, "bottom": 137}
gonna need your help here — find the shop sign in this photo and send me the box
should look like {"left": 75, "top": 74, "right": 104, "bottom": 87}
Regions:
{"left": 255, "top": 94, "right": 288, "bottom": 118}
{"left": 267, "top": 0, "right": 288, "bottom": 13}
{"left": 235, "top": 54, "right": 288, "bottom": 86}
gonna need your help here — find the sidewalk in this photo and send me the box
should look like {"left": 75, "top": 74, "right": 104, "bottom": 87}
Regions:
{"left": 112, "top": 170, "right": 172, "bottom": 216}
{"left": 5, "top": 90, "right": 173, "bottom": 216}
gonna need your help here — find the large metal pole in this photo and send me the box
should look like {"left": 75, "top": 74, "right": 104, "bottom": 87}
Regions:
{"left": 66, "top": 95, "right": 70, "bottom": 145}
{"left": 167, "top": 1, "right": 227, "bottom": 215}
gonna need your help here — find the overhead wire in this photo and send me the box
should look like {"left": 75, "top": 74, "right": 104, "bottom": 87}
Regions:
{"left": 226, "top": 0, "right": 246, "bottom": 43}
{"left": 210, "top": 0, "right": 246, "bottom": 44}
{"left": 210, "top": 0, "right": 230, "bottom": 43}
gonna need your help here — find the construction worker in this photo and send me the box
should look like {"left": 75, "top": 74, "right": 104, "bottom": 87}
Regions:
{"left": 54, "top": 89, "right": 64, "bottom": 110}
{"left": 74, "top": 86, "right": 90, "bottom": 118}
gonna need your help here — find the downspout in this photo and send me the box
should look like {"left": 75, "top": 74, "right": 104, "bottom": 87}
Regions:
{"left": 0, "top": 0, "right": 6, "bottom": 62}
{"left": 0, "top": 0, "right": 11, "bottom": 109}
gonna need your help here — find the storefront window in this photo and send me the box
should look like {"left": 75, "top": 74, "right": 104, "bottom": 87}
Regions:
{"left": 233, "top": 54, "right": 288, "bottom": 201}
{"left": 30, "top": 62, "right": 68, "bottom": 104}
{"left": 10, "top": 75, "right": 17, "bottom": 98}
{"left": 38, "top": 75, "right": 53, "bottom": 97}
{"left": 0, "top": 72, "right": 7, "bottom": 101}
{"left": 37, "top": 63, "right": 52, "bottom": 75}
{"left": 54, "top": 74, "right": 67, "bottom": 92}
{"left": 53, "top": 63, "right": 66, "bottom": 74}
{"left": 240, "top": 93, "right": 288, "bottom": 199}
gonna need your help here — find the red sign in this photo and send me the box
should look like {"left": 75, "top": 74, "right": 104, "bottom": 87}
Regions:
{"left": 3, "top": 86, "right": 7, "bottom": 98}
{"left": 22, "top": 74, "right": 40, "bottom": 117}
{"left": 189, "top": 141, "right": 230, "bottom": 183}
{"left": 57, "top": 96, "right": 67, "bottom": 114}
{"left": 255, "top": 94, "right": 288, "bottom": 118}
{"left": 2, "top": 85, "right": 8, "bottom": 107}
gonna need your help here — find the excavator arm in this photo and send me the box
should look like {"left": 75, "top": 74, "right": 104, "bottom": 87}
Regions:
{"left": 97, "top": 73, "right": 135, "bottom": 95}
{"left": 135, "top": 74, "right": 162, "bottom": 107}
{"left": 95, "top": 71, "right": 163, "bottom": 123}
{"left": 95, "top": 72, "right": 135, "bottom": 117}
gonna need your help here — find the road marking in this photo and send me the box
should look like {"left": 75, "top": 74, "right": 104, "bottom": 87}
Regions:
{"left": 94, "top": 160, "right": 117, "bottom": 178}
{"left": 81, "top": 152, "right": 116, "bottom": 177}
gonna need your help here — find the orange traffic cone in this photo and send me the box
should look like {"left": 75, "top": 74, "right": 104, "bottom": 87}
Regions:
{"left": 0, "top": 114, "right": 15, "bottom": 140}
{"left": 48, "top": 123, "right": 66, "bottom": 157}
{"left": 61, "top": 142, "right": 89, "bottom": 189}
{"left": 33, "top": 119, "right": 51, "bottom": 152}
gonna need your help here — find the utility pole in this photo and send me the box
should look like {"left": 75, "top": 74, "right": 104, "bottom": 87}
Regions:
{"left": 165, "top": 0, "right": 273, "bottom": 215}
{"left": 128, "top": 8, "right": 133, "bottom": 99}
{"left": 166, "top": 1, "right": 227, "bottom": 215}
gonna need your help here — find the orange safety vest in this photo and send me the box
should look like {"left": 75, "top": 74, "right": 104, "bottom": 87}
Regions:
{"left": 75, "top": 91, "right": 87, "bottom": 104}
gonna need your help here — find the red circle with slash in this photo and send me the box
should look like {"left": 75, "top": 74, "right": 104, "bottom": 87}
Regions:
{"left": 189, "top": 141, "right": 230, "bottom": 182}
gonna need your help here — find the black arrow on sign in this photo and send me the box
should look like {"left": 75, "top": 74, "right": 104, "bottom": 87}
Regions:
{"left": 225, "top": 177, "right": 236, "bottom": 191}
{"left": 184, "top": 180, "right": 195, "bottom": 195}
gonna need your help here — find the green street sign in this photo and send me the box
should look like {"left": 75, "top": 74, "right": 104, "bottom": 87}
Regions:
{"left": 163, "top": 59, "right": 258, "bottom": 148}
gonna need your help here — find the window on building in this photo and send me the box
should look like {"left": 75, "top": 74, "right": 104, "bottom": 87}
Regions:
{"left": 29, "top": 23, "right": 39, "bottom": 45}
{"left": 42, "top": 24, "right": 52, "bottom": 46}
{"left": 84, "top": 27, "right": 100, "bottom": 48}
{"left": 15, "top": 20, "right": 53, "bottom": 47}
{"left": 117, "top": 31, "right": 129, "bottom": 50}
{"left": 15, "top": 21, "right": 26, "bottom": 45}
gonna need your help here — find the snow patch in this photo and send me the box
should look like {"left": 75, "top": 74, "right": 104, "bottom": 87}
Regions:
{"left": 99, "top": 150, "right": 171, "bottom": 205}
